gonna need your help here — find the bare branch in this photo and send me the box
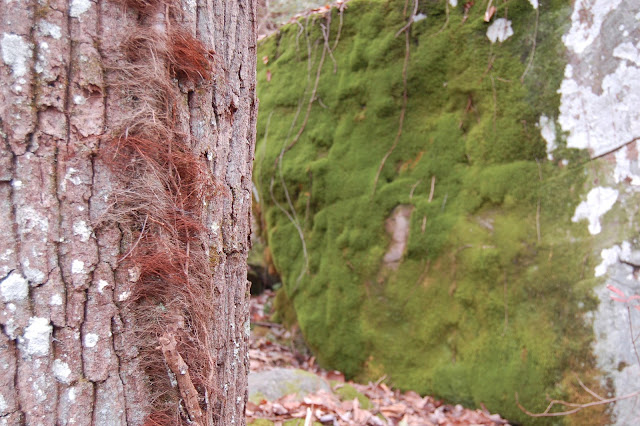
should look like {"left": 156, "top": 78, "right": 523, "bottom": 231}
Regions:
{"left": 516, "top": 388, "right": 640, "bottom": 418}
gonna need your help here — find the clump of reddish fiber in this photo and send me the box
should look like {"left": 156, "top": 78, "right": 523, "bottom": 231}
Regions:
{"left": 104, "top": 133, "right": 219, "bottom": 422}
{"left": 143, "top": 410, "right": 177, "bottom": 426}
{"left": 102, "top": 7, "right": 224, "bottom": 424}
{"left": 168, "top": 29, "right": 214, "bottom": 83}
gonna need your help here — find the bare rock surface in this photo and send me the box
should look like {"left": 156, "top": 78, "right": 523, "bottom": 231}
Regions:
{"left": 249, "top": 368, "right": 332, "bottom": 403}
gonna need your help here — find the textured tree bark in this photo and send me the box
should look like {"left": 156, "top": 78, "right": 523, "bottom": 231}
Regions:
{"left": 0, "top": 0, "right": 256, "bottom": 424}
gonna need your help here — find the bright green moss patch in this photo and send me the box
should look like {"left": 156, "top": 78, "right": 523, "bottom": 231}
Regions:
{"left": 255, "top": 0, "right": 602, "bottom": 424}
{"left": 248, "top": 420, "right": 275, "bottom": 426}
{"left": 332, "top": 382, "right": 373, "bottom": 410}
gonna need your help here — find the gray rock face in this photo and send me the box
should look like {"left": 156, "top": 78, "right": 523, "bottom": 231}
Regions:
{"left": 558, "top": 1, "right": 640, "bottom": 424}
{"left": 248, "top": 368, "right": 332, "bottom": 403}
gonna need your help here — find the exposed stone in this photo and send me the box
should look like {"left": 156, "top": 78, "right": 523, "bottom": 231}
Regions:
{"left": 383, "top": 205, "right": 413, "bottom": 268}
{"left": 248, "top": 368, "right": 332, "bottom": 403}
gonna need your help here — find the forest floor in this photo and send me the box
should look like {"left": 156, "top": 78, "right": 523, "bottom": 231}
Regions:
{"left": 246, "top": 291, "right": 512, "bottom": 425}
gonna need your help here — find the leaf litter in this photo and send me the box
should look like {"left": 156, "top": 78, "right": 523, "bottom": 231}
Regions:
{"left": 248, "top": 291, "right": 511, "bottom": 425}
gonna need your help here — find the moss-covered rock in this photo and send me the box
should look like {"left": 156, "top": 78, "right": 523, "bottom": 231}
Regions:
{"left": 253, "top": 0, "right": 630, "bottom": 424}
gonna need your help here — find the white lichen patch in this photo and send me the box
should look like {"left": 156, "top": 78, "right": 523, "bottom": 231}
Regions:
{"left": 563, "top": 0, "right": 622, "bottom": 54}
{"left": 5, "top": 318, "right": 17, "bottom": 340}
{"left": 127, "top": 266, "right": 140, "bottom": 282}
{"left": 72, "top": 220, "right": 92, "bottom": 243}
{"left": 244, "top": 318, "right": 251, "bottom": 338}
{"left": 52, "top": 359, "right": 71, "bottom": 384}
{"left": 70, "top": 0, "right": 92, "bottom": 17}
{"left": 595, "top": 242, "right": 631, "bottom": 277}
{"left": 71, "top": 260, "right": 85, "bottom": 274}
{"left": 68, "top": 387, "right": 76, "bottom": 402}
{"left": 118, "top": 291, "right": 131, "bottom": 302}
{"left": 184, "top": 0, "right": 197, "bottom": 15}
{"left": 559, "top": 60, "right": 640, "bottom": 157}
{"left": 73, "top": 94, "right": 86, "bottom": 105}
{"left": 22, "top": 259, "right": 45, "bottom": 284}
{"left": 537, "top": 115, "right": 557, "bottom": 159}
{"left": 571, "top": 186, "right": 618, "bottom": 235}
{"left": 83, "top": 333, "right": 99, "bottom": 348}
{"left": 62, "top": 167, "right": 82, "bottom": 192}
{"left": 97, "top": 279, "right": 109, "bottom": 293}
{"left": 37, "top": 21, "right": 62, "bottom": 39}
{"left": 1, "top": 33, "right": 32, "bottom": 77}
{"left": 413, "top": 13, "right": 427, "bottom": 23}
{"left": 613, "top": 41, "right": 640, "bottom": 67}
{"left": 591, "top": 269, "right": 640, "bottom": 425}
{"left": 613, "top": 144, "right": 640, "bottom": 185}
{"left": 0, "top": 393, "right": 6, "bottom": 412}
{"left": 17, "top": 206, "right": 49, "bottom": 234}
{"left": 50, "top": 294, "right": 63, "bottom": 306}
{"left": 1, "top": 270, "right": 28, "bottom": 302}
{"left": 486, "top": 19, "right": 514, "bottom": 44}
{"left": 22, "top": 317, "right": 52, "bottom": 356}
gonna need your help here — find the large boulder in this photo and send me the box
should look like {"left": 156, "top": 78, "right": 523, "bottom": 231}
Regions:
{"left": 254, "top": 0, "right": 640, "bottom": 423}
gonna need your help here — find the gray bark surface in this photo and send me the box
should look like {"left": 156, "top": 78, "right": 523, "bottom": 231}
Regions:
{"left": 0, "top": 0, "right": 256, "bottom": 424}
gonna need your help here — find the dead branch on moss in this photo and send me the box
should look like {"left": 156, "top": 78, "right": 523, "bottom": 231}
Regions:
{"left": 269, "top": 16, "right": 337, "bottom": 290}
{"left": 269, "top": 176, "right": 310, "bottom": 288}
{"left": 432, "top": 0, "right": 450, "bottom": 37}
{"left": 372, "top": 0, "right": 414, "bottom": 197}
{"left": 271, "top": 96, "right": 309, "bottom": 288}
{"left": 535, "top": 159, "right": 542, "bottom": 243}
{"left": 516, "top": 387, "right": 640, "bottom": 418}
{"left": 286, "top": 22, "right": 329, "bottom": 152}
{"left": 520, "top": 7, "right": 539, "bottom": 83}
{"left": 394, "top": 0, "right": 419, "bottom": 38}
{"left": 428, "top": 176, "right": 435, "bottom": 202}
{"left": 331, "top": 2, "right": 346, "bottom": 53}
{"left": 409, "top": 179, "right": 422, "bottom": 200}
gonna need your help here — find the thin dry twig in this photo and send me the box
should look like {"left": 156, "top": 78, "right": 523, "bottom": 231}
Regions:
{"left": 432, "top": 0, "right": 450, "bottom": 37}
{"left": 535, "top": 159, "right": 542, "bottom": 243}
{"left": 520, "top": 7, "right": 539, "bottom": 82}
{"left": 286, "top": 27, "right": 329, "bottom": 152}
{"left": 428, "top": 175, "right": 436, "bottom": 202}
{"left": 331, "top": 2, "right": 346, "bottom": 53}
{"left": 409, "top": 180, "right": 422, "bottom": 200}
{"left": 394, "top": 0, "right": 419, "bottom": 38}
{"left": 627, "top": 305, "right": 640, "bottom": 368}
{"left": 160, "top": 332, "right": 204, "bottom": 424}
{"left": 516, "top": 389, "right": 640, "bottom": 417}
{"left": 372, "top": 0, "right": 415, "bottom": 196}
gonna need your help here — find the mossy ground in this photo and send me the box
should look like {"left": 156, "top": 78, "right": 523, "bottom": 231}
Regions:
{"left": 254, "top": 0, "right": 607, "bottom": 424}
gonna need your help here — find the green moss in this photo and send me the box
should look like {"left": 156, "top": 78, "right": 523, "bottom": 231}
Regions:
{"left": 248, "top": 420, "right": 274, "bottom": 426}
{"left": 283, "top": 421, "right": 323, "bottom": 426}
{"left": 254, "top": 0, "right": 602, "bottom": 424}
{"left": 332, "top": 382, "right": 373, "bottom": 410}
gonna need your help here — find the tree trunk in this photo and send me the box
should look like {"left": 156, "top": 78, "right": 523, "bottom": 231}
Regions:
{"left": 0, "top": 0, "right": 256, "bottom": 424}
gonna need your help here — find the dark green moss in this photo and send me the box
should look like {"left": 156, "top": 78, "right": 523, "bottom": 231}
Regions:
{"left": 255, "top": 0, "right": 599, "bottom": 424}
